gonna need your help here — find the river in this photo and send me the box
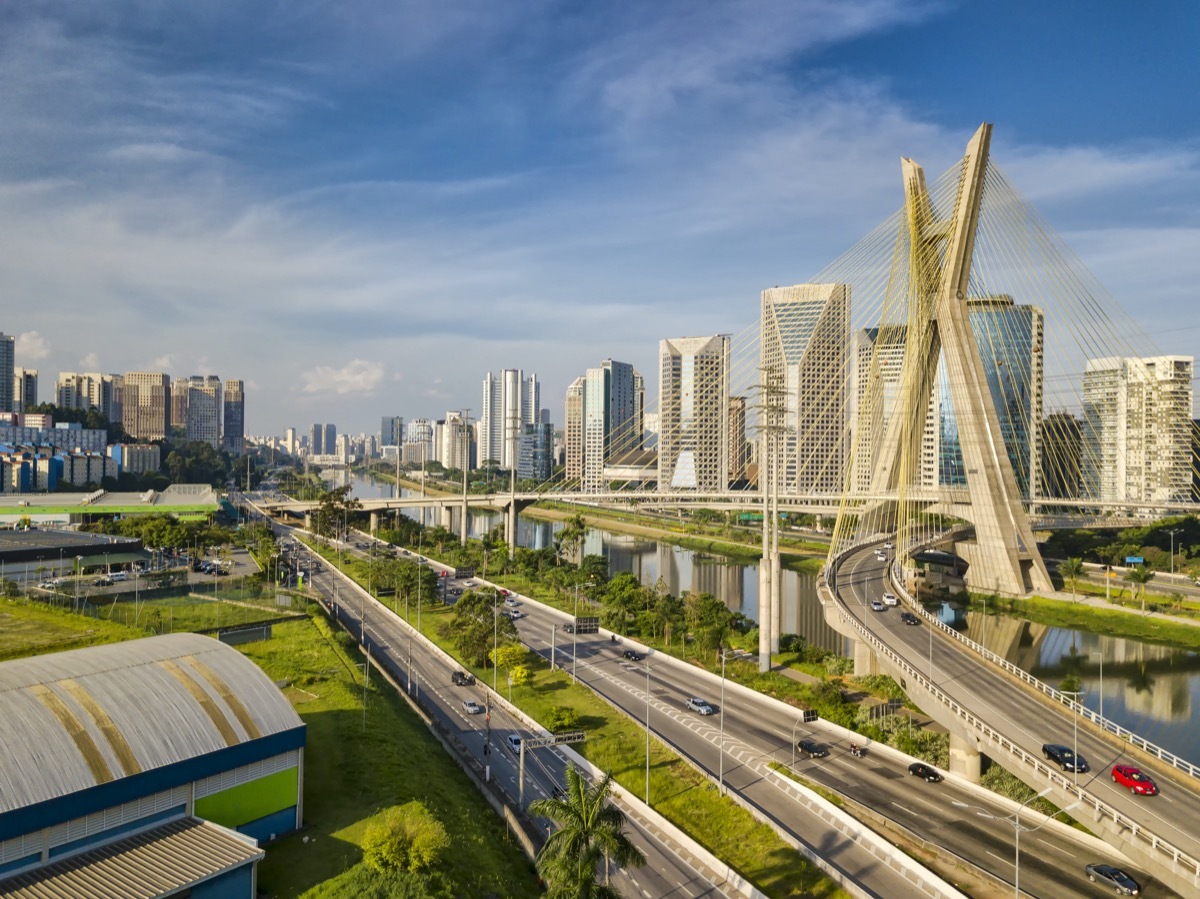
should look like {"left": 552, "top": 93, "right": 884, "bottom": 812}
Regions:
{"left": 332, "top": 469, "right": 1200, "bottom": 763}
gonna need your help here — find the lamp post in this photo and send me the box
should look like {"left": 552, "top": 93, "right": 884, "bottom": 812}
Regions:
{"left": 550, "top": 624, "right": 557, "bottom": 671}
{"left": 791, "top": 714, "right": 806, "bottom": 770}
{"left": 572, "top": 579, "right": 595, "bottom": 684}
{"left": 644, "top": 659, "right": 651, "bottom": 806}
{"left": 1061, "top": 690, "right": 1085, "bottom": 785}
{"left": 493, "top": 592, "right": 500, "bottom": 693}
{"left": 977, "top": 789, "right": 1078, "bottom": 898}
{"left": 1168, "top": 528, "right": 1182, "bottom": 580}
{"left": 718, "top": 648, "right": 736, "bottom": 796}
{"left": 1091, "top": 647, "right": 1104, "bottom": 722}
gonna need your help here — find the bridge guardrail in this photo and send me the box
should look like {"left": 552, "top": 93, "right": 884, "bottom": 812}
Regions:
{"left": 883, "top": 551, "right": 1200, "bottom": 782}
{"left": 823, "top": 551, "right": 1200, "bottom": 890}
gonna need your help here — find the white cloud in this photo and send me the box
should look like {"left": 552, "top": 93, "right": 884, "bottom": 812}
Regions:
{"left": 301, "top": 360, "right": 385, "bottom": 395}
{"left": 16, "top": 330, "right": 50, "bottom": 360}
{"left": 151, "top": 355, "right": 174, "bottom": 370}
{"left": 79, "top": 352, "right": 100, "bottom": 369}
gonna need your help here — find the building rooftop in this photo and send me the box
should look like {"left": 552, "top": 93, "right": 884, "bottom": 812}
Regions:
{"left": 0, "top": 634, "right": 304, "bottom": 815}
{"left": 0, "top": 816, "right": 263, "bottom": 899}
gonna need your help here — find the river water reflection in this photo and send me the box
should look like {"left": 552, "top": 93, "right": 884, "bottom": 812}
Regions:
{"left": 335, "top": 471, "right": 845, "bottom": 652}
{"left": 335, "top": 471, "right": 1200, "bottom": 762}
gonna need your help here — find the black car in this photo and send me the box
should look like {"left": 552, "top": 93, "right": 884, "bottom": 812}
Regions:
{"left": 907, "top": 762, "right": 944, "bottom": 782}
{"left": 900, "top": 611, "right": 920, "bottom": 625}
{"left": 1042, "top": 743, "right": 1090, "bottom": 773}
{"left": 796, "top": 739, "right": 828, "bottom": 759}
{"left": 451, "top": 671, "right": 475, "bottom": 686}
{"left": 622, "top": 650, "right": 644, "bottom": 661}
{"left": 1084, "top": 864, "right": 1140, "bottom": 895}
{"left": 93, "top": 576, "right": 114, "bottom": 587}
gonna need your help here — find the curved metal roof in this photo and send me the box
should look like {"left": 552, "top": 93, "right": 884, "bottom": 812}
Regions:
{"left": 0, "top": 634, "right": 303, "bottom": 814}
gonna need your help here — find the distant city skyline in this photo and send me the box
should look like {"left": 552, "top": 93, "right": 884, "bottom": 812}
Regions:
{"left": 2, "top": 3, "right": 1198, "bottom": 435}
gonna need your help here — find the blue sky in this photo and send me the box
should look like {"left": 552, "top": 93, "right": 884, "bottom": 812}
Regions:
{"left": 3, "top": 0, "right": 1197, "bottom": 436}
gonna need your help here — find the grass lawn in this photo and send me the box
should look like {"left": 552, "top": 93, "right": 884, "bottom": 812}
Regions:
{"left": 242, "top": 614, "right": 543, "bottom": 899}
{"left": 94, "top": 593, "right": 306, "bottom": 633}
{"left": 0, "top": 597, "right": 144, "bottom": 661}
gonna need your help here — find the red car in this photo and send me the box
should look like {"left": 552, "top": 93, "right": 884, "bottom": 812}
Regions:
{"left": 1111, "top": 764, "right": 1158, "bottom": 795}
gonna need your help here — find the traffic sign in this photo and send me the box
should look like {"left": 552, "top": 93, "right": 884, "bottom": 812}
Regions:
{"left": 1125, "top": 556, "right": 1144, "bottom": 565}
{"left": 574, "top": 616, "right": 601, "bottom": 635}
{"left": 525, "top": 730, "right": 586, "bottom": 749}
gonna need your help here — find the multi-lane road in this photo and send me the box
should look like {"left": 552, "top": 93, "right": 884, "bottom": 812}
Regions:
{"left": 834, "top": 544, "right": 1195, "bottom": 896}
{"left": 283, "top": 516, "right": 1172, "bottom": 899}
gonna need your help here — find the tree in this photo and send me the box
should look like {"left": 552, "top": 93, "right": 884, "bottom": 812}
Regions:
{"left": 442, "top": 590, "right": 519, "bottom": 667}
{"left": 312, "top": 485, "right": 362, "bottom": 544}
{"left": 362, "top": 802, "right": 451, "bottom": 875}
{"left": 1059, "top": 558, "right": 1085, "bottom": 604}
{"left": 528, "top": 767, "right": 645, "bottom": 898}
{"left": 1125, "top": 566, "right": 1156, "bottom": 612}
{"left": 556, "top": 514, "right": 587, "bottom": 566}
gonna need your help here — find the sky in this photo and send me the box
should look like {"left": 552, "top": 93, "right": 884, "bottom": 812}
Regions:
{"left": 3, "top": 0, "right": 1198, "bottom": 437}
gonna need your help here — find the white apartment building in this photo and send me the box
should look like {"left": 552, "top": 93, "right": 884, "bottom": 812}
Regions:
{"left": 657, "top": 335, "right": 730, "bottom": 491}
{"left": 1082, "top": 355, "right": 1194, "bottom": 506}
{"left": 479, "top": 370, "right": 540, "bottom": 470}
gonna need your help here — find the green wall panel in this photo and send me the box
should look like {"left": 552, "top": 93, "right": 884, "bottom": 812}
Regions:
{"left": 195, "top": 767, "right": 298, "bottom": 828}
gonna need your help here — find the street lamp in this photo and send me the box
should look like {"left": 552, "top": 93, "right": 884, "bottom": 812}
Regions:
{"left": 1090, "top": 647, "right": 1105, "bottom": 722}
{"left": 550, "top": 623, "right": 557, "bottom": 671}
{"left": 1168, "top": 528, "right": 1183, "bottom": 580}
{"left": 1061, "top": 690, "right": 1085, "bottom": 786}
{"left": 718, "top": 648, "right": 736, "bottom": 796}
{"left": 644, "top": 658, "right": 651, "bottom": 807}
{"left": 976, "top": 789, "right": 1078, "bottom": 898}
{"left": 572, "top": 580, "right": 595, "bottom": 684}
{"left": 791, "top": 714, "right": 806, "bottom": 770}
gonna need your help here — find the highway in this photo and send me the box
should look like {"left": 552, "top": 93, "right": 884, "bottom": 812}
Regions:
{"left": 834, "top": 544, "right": 1194, "bottom": 896}
{"left": 273, "top": 524, "right": 740, "bottom": 899}
{"left": 315, "top": 527, "right": 1150, "bottom": 899}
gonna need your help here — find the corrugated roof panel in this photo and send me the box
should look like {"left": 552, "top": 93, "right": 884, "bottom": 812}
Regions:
{"left": 0, "top": 817, "right": 263, "bottom": 898}
{"left": 0, "top": 634, "right": 302, "bottom": 814}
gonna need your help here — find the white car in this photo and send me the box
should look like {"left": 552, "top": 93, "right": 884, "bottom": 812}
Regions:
{"left": 685, "top": 697, "right": 716, "bottom": 715}
{"left": 504, "top": 596, "right": 520, "bottom": 607}
{"left": 870, "top": 599, "right": 885, "bottom": 612}
{"left": 462, "top": 699, "right": 483, "bottom": 715}
{"left": 882, "top": 592, "right": 898, "bottom": 606}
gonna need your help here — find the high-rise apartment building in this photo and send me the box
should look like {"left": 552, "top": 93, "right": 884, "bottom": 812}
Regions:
{"left": 0, "top": 333, "right": 12, "bottom": 413}
{"left": 222, "top": 379, "right": 245, "bottom": 455}
{"left": 1082, "top": 355, "right": 1194, "bottom": 505}
{"left": 657, "top": 335, "right": 730, "bottom": 491}
{"left": 1040, "top": 412, "right": 1082, "bottom": 499}
{"left": 56, "top": 372, "right": 121, "bottom": 422}
{"left": 123, "top": 372, "right": 171, "bottom": 442}
{"left": 284, "top": 427, "right": 298, "bottom": 456}
{"left": 381, "top": 416, "right": 404, "bottom": 447}
{"left": 564, "top": 377, "right": 585, "bottom": 482}
{"left": 185, "top": 376, "right": 222, "bottom": 449}
{"left": 171, "top": 378, "right": 191, "bottom": 430}
{"left": 728, "top": 396, "right": 749, "bottom": 483}
{"left": 441, "top": 411, "right": 472, "bottom": 472}
{"left": 760, "top": 284, "right": 850, "bottom": 495}
{"left": 582, "top": 359, "right": 641, "bottom": 492}
{"left": 480, "top": 370, "right": 540, "bottom": 469}
{"left": 13, "top": 368, "right": 37, "bottom": 413}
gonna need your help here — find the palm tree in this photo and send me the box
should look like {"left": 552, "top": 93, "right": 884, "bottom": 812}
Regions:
{"left": 1059, "top": 557, "right": 1085, "bottom": 603}
{"left": 529, "top": 767, "right": 645, "bottom": 898}
{"left": 1125, "top": 566, "right": 1156, "bottom": 613}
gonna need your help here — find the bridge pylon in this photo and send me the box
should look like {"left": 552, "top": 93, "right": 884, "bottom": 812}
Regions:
{"left": 861, "top": 124, "right": 1052, "bottom": 596}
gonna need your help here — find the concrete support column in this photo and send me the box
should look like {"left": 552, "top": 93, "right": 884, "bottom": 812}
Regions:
{"left": 758, "top": 561, "right": 771, "bottom": 672}
{"left": 439, "top": 506, "right": 452, "bottom": 530}
{"left": 304, "top": 512, "right": 312, "bottom": 531}
{"left": 369, "top": 512, "right": 379, "bottom": 533}
{"left": 507, "top": 504, "right": 518, "bottom": 560}
{"left": 770, "top": 550, "right": 782, "bottom": 653}
{"left": 853, "top": 639, "right": 879, "bottom": 676}
{"left": 948, "top": 732, "right": 982, "bottom": 783}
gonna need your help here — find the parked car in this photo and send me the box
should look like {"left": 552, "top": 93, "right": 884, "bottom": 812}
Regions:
{"left": 796, "top": 739, "right": 828, "bottom": 759}
{"left": 38, "top": 580, "right": 58, "bottom": 590}
{"left": 462, "top": 699, "right": 484, "bottom": 715}
{"left": 907, "top": 762, "right": 944, "bottom": 783}
{"left": 451, "top": 670, "right": 475, "bottom": 686}
{"left": 1111, "top": 764, "right": 1158, "bottom": 795}
{"left": 622, "top": 650, "right": 644, "bottom": 662}
{"left": 870, "top": 599, "right": 885, "bottom": 612}
{"left": 685, "top": 697, "right": 716, "bottom": 715}
{"left": 882, "top": 592, "right": 898, "bottom": 606}
{"left": 111, "top": 572, "right": 128, "bottom": 582}
{"left": 93, "top": 576, "right": 113, "bottom": 587}
{"left": 1084, "top": 864, "right": 1140, "bottom": 895}
{"left": 900, "top": 611, "right": 920, "bottom": 625}
{"left": 1043, "top": 743, "right": 1089, "bottom": 773}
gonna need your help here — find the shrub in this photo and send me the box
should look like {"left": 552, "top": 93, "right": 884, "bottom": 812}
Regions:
{"left": 544, "top": 705, "right": 581, "bottom": 732}
{"left": 362, "top": 802, "right": 451, "bottom": 875}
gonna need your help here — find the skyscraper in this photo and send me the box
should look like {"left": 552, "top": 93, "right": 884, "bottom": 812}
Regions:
{"left": 171, "top": 378, "right": 191, "bottom": 431}
{"left": 1082, "top": 356, "right": 1193, "bottom": 505}
{"left": 727, "top": 396, "right": 749, "bottom": 483}
{"left": 0, "top": 333, "right": 12, "bottom": 413}
{"left": 56, "top": 372, "right": 120, "bottom": 420}
{"left": 309, "top": 423, "right": 324, "bottom": 456}
{"left": 657, "top": 335, "right": 730, "bottom": 491}
{"left": 480, "top": 369, "right": 540, "bottom": 469}
{"left": 185, "top": 375, "right": 222, "bottom": 449}
{"left": 323, "top": 424, "right": 337, "bottom": 457}
{"left": 223, "top": 379, "right": 245, "bottom": 455}
{"left": 564, "top": 377, "right": 585, "bottom": 482}
{"left": 760, "top": 284, "right": 850, "bottom": 495}
{"left": 582, "top": 359, "right": 640, "bottom": 492}
{"left": 123, "top": 372, "right": 171, "bottom": 442}
{"left": 13, "top": 368, "right": 37, "bottom": 413}
{"left": 518, "top": 422, "right": 554, "bottom": 481}
{"left": 381, "top": 416, "right": 404, "bottom": 447}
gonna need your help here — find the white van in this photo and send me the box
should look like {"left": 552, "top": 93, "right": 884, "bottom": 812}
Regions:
{"left": 882, "top": 592, "right": 898, "bottom": 606}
